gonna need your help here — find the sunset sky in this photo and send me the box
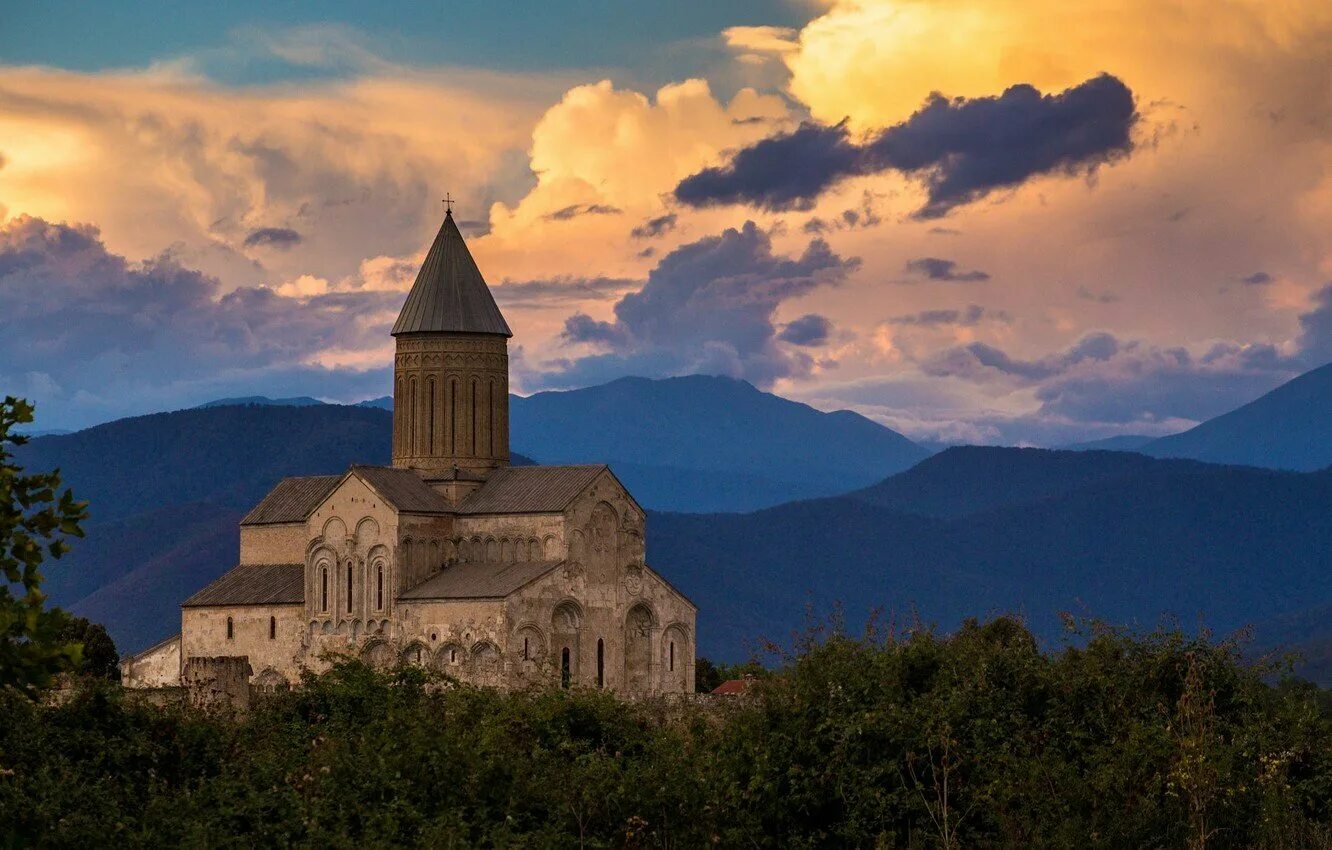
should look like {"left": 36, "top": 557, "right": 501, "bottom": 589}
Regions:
{"left": 3, "top": 0, "right": 1331, "bottom": 442}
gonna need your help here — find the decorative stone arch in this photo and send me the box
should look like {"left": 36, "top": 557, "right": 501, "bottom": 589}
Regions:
{"left": 551, "top": 599, "right": 583, "bottom": 688}
{"left": 470, "top": 640, "right": 502, "bottom": 687}
{"left": 354, "top": 516, "right": 380, "bottom": 543}
{"left": 484, "top": 537, "right": 499, "bottom": 562}
{"left": 661, "top": 622, "right": 691, "bottom": 693}
{"left": 588, "top": 501, "right": 618, "bottom": 555}
{"left": 433, "top": 642, "right": 465, "bottom": 671}
{"left": 500, "top": 537, "right": 513, "bottom": 562}
{"left": 253, "top": 667, "right": 288, "bottom": 694}
{"left": 400, "top": 640, "right": 430, "bottom": 667}
{"left": 321, "top": 516, "right": 348, "bottom": 543}
{"left": 513, "top": 622, "right": 547, "bottom": 669}
{"left": 360, "top": 639, "right": 394, "bottom": 670}
{"left": 541, "top": 535, "right": 555, "bottom": 560}
{"left": 624, "top": 602, "right": 657, "bottom": 694}
{"left": 469, "top": 536, "right": 483, "bottom": 562}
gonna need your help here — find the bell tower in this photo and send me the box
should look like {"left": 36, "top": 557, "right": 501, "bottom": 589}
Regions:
{"left": 391, "top": 209, "right": 512, "bottom": 478}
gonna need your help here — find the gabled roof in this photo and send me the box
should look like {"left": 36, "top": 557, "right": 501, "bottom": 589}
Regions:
{"left": 350, "top": 465, "right": 453, "bottom": 514}
{"left": 183, "top": 563, "right": 304, "bottom": 607}
{"left": 391, "top": 211, "right": 512, "bottom": 337}
{"left": 241, "top": 475, "right": 340, "bottom": 525}
{"left": 398, "top": 560, "right": 562, "bottom": 601}
{"left": 456, "top": 464, "right": 607, "bottom": 515}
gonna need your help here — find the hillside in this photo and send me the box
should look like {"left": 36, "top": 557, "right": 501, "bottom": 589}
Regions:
{"left": 1142, "top": 361, "right": 1332, "bottom": 470}
{"left": 511, "top": 375, "right": 929, "bottom": 510}
{"left": 649, "top": 449, "right": 1332, "bottom": 679}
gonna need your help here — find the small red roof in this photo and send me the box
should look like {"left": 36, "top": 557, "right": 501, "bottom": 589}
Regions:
{"left": 711, "top": 678, "right": 753, "bottom": 695}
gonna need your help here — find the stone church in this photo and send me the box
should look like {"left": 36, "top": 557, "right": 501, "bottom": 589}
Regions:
{"left": 122, "top": 211, "right": 697, "bottom": 695}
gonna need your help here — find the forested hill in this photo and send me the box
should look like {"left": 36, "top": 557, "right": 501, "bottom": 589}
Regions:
{"left": 648, "top": 448, "right": 1332, "bottom": 681}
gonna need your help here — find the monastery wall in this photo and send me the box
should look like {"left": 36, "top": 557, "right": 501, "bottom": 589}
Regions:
{"left": 181, "top": 603, "right": 306, "bottom": 685}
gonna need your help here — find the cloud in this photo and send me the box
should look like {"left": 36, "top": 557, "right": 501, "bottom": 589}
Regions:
{"left": 1076, "top": 286, "right": 1121, "bottom": 304}
{"left": 490, "top": 276, "right": 635, "bottom": 308}
{"left": 0, "top": 215, "right": 396, "bottom": 429}
{"left": 243, "top": 227, "right": 303, "bottom": 249}
{"left": 543, "top": 203, "right": 622, "bottom": 222}
{"left": 721, "top": 26, "right": 800, "bottom": 56}
{"left": 1242, "top": 271, "right": 1273, "bottom": 285}
{"left": 905, "top": 257, "right": 990, "bottom": 282}
{"left": 778, "top": 314, "right": 834, "bottom": 346}
{"left": 675, "top": 74, "right": 1137, "bottom": 218}
{"left": 1296, "top": 284, "right": 1332, "bottom": 367}
{"left": 630, "top": 213, "right": 678, "bottom": 239}
{"left": 919, "top": 330, "right": 1301, "bottom": 425}
{"left": 889, "top": 305, "right": 1010, "bottom": 327}
{"left": 541, "top": 221, "right": 858, "bottom": 388}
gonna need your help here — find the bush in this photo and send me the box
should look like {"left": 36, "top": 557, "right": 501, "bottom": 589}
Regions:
{"left": 1, "top": 619, "right": 1328, "bottom": 848}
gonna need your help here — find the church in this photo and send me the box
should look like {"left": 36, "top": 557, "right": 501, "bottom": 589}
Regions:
{"left": 122, "top": 211, "right": 697, "bottom": 695}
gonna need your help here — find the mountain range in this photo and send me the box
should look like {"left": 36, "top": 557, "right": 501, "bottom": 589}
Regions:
{"left": 200, "top": 375, "right": 931, "bottom": 512}
{"left": 15, "top": 365, "right": 1332, "bottom": 683}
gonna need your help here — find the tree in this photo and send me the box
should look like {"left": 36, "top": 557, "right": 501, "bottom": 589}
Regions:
{"left": 58, "top": 616, "right": 119, "bottom": 680}
{"left": 0, "top": 397, "right": 88, "bottom": 695}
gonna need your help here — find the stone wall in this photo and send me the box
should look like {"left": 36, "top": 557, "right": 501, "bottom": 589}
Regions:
{"left": 181, "top": 656, "right": 253, "bottom": 711}
{"left": 121, "top": 633, "right": 182, "bottom": 688}
{"left": 181, "top": 604, "right": 304, "bottom": 686}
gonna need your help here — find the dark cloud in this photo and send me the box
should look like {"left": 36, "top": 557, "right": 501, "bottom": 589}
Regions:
{"left": 890, "top": 305, "right": 1010, "bottom": 327}
{"left": 778, "top": 314, "right": 833, "bottom": 346}
{"left": 1076, "top": 286, "right": 1121, "bottom": 303}
{"left": 675, "top": 74, "right": 1137, "bottom": 218}
{"left": 542, "top": 221, "right": 858, "bottom": 388}
{"left": 544, "top": 203, "right": 623, "bottom": 221}
{"left": 491, "top": 276, "right": 634, "bottom": 308}
{"left": 802, "top": 192, "right": 883, "bottom": 234}
{"left": 905, "top": 257, "right": 990, "bottom": 282}
{"left": 0, "top": 215, "right": 394, "bottom": 429}
{"left": 242, "top": 226, "right": 302, "bottom": 249}
{"left": 1296, "top": 284, "right": 1332, "bottom": 366}
{"left": 921, "top": 330, "right": 1301, "bottom": 425}
{"left": 1242, "top": 271, "right": 1273, "bottom": 285}
{"left": 630, "top": 213, "right": 678, "bottom": 239}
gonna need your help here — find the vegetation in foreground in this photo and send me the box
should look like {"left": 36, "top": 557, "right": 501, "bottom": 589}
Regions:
{"left": 2, "top": 618, "right": 1330, "bottom": 849}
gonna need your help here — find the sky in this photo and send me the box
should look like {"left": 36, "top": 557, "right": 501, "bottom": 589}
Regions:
{"left": 2, "top": 0, "right": 1331, "bottom": 443}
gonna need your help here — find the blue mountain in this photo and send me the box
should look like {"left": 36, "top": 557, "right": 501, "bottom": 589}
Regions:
{"left": 1141, "top": 362, "right": 1332, "bottom": 470}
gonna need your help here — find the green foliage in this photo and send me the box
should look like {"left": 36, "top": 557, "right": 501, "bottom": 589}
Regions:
{"left": 0, "top": 397, "right": 88, "bottom": 696}
{"left": 57, "top": 616, "right": 119, "bottom": 680}
{"left": 2, "top": 619, "right": 1330, "bottom": 848}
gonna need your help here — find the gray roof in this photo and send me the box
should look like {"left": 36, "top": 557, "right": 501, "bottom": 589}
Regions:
{"left": 352, "top": 466, "right": 454, "bottom": 514}
{"left": 457, "top": 464, "right": 606, "bottom": 514}
{"left": 398, "top": 560, "right": 562, "bottom": 600}
{"left": 241, "top": 475, "right": 340, "bottom": 525}
{"left": 392, "top": 211, "right": 512, "bottom": 337}
{"left": 183, "top": 563, "right": 304, "bottom": 607}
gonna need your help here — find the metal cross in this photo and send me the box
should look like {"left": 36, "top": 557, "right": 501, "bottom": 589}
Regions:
{"left": 443, "top": 193, "right": 454, "bottom": 214}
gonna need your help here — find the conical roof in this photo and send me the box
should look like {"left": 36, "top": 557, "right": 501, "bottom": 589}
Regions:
{"left": 392, "top": 211, "right": 512, "bottom": 337}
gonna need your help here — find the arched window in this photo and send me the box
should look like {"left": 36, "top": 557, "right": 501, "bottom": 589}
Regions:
{"left": 428, "top": 378, "right": 436, "bottom": 454}
{"left": 471, "top": 378, "right": 479, "bottom": 456}
{"left": 450, "top": 647, "right": 457, "bottom": 663}
{"left": 346, "top": 564, "right": 353, "bottom": 613}
{"left": 376, "top": 563, "right": 384, "bottom": 610}
{"left": 409, "top": 376, "right": 418, "bottom": 455}
{"left": 523, "top": 636, "right": 530, "bottom": 660}
{"left": 561, "top": 647, "right": 571, "bottom": 689}
{"left": 226, "top": 617, "right": 234, "bottom": 640}
{"left": 669, "top": 640, "right": 675, "bottom": 672}
{"left": 449, "top": 379, "right": 457, "bottom": 453}
{"left": 321, "top": 568, "right": 328, "bottom": 612}
{"left": 488, "top": 379, "right": 495, "bottom": 456}
{"left": 270, "top": 615, "right": 277, "bottom": 640}
{"left": 596, "top": 638, "right": 605, "bottom": 688}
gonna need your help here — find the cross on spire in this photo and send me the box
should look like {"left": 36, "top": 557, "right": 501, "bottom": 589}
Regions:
{"left": 443, "top": 192, "right": 454, "bottom": 215}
